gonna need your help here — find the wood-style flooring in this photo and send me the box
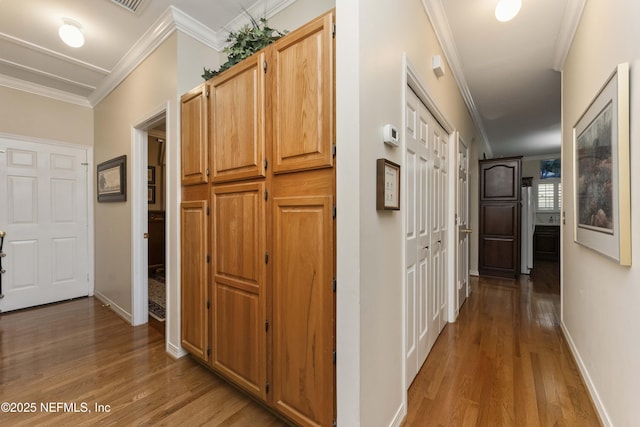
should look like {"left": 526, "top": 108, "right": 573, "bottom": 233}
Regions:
{"left": 405, "top": 261, "right": 601, "bottom": 426}
{"left": 0, "top": 261, "right": 600, "bottom": 426}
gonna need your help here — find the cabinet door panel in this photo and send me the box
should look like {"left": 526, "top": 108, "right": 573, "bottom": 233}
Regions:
{"left": 212, "top": 182, "right": 266, "bottom": 398}
{"left": 210, "top": 54, "right": 266, "bottom": 183}
{"left": 181, "top": 86, "right": 208, "bottom": 185}
{"left": 273, "top": 195, "right": 334, "bottom": 427}
{"left": 180, "top": 200, "right": 208, "bottom": 360}
{"left": 480, "top": 159, "right": 520, "bottom": 201}
{"left": 271, "top": 12, "right": 334, "bottom": 174}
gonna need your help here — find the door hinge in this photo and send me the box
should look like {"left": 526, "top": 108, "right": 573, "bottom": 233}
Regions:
{"left": 207, "top": 300, "right": 210, "bottom": 309}
{"left": 263, "top": 60, "right": 268, "bottom": 73}
{"left": 206, "top": 168, "right": 210, "bottom": 176}
{"left": 206, "top": 254, "right": 211, "bottom": 263}
{"left": 264, "top": 159, "right": 268, "bottom": 170}
{"left": 265, "top": 381, "right": 270, "bottom": 393}
{"left": 205, "top": 89, "right": 210, "bottom": 98}
{"left": 333, "top": 421, "right": 337, "bottom": 427}
{"left": 333, "top": 350, "right": 336, "bottom": 364}
{"left": 332, "top": 205, "right": 337, "bottom": 219}
{"left": 206, "top": 207, "right": 210, "bottom": 216}
{"left": 207, "top": 346, "right": 211, "bottom": 357}
{"left": 264, "top": 189, "right": 268, "bottom": 201}
{"left": 265, "top": 320, "right": 269, "bottom": 332}
{"left": 332, "top": 23, "right": 336, "bottom": 38}
{"left": 265, "top": 251, "right": 269, "bottom": 264}
{"left": 332, "top": 278, "right": 336, "bottom": 292}
{"left": 332, "top": 144, "right": 337, "bottom": 157}
{"left": 80, "top": 162, "right": 88, "bottom": 166}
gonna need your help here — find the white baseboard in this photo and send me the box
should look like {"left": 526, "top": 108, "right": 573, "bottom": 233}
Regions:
{"left": 560, "top": 321, "right": 611, "bottom": 427}
{"left": 94, "top": 290, "right": 133, "bottom": 324}
{"left": 389, "top": 401, "right": 407, "bottom": 427}
{"left": 470, "top": 269, "right": 479, "bottom": 277}
{"left": 166, "top": 341, "right": 188, "bottom": 359}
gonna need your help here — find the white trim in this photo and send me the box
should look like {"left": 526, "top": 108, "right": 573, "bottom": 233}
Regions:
{"left": 469, "top": 269, "right": 479, "bottom": 277}
{"left": 560, "top": 322, "right": 610, "bottom": 426}
{"left": 94, "top": 290, "right": 133, "bottom": 324}
{"left": 0, "top": 74, "right": 90, "bottom": 107}
{"left": 552, "top": 0, "right": 587, "bottom": 72}
{"left": 388, "top": 402, "right": 407, "bottom": 427}
{"left": 171, "top": 6, "right": 221, "bottom": 50}
{"left": 166, "top": 341, "right": 188, "bottom": 359}
{"left": 0, "top": 57, "right": 97, "bottom": 90}
{"left": 131, "top": 104, "right": 168, "bottom": 326}
{"left": 0, "top": 31, "right": 110, "bottom": 74}
{"left": 420, "top": 0, "right": 492, "bottom": 158}
{"left": 447, "top": 131, "right": 458, "bottom": 322}
{"left": 89, "top": 7, "right": 176, "bottom": 106}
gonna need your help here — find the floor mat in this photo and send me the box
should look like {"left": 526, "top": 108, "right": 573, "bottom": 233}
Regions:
{"left": 148, "top": 277, "right": 165, "bottom": 321}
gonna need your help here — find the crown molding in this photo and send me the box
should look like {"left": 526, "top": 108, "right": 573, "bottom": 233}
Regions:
{"left": 552, "top": 0, "right": 586, "bottom": 71}
{"left": 0, "top": 74, "right": 90, "bottom": 107}
{"left": 171, "top": 6, "right": 221, "bottom": 50}
{"left": 421, "top": 0, "right": 493, "bottom": 158}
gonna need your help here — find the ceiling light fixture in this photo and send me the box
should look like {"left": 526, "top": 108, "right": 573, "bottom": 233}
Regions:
{"left": 495, "top": 0, "right": 522, "bottom": 22}
{"left": 59, "top": 19, "right": 85, "bottom": 48}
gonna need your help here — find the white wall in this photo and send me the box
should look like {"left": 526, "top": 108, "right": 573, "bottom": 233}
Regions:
{"left": 562, "top": 0, "right": 640, "bottom": 425}
{"left": 337, "top": 0, "right": 481, "bottom": 424}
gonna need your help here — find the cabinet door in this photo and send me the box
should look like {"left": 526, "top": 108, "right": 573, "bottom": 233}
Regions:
{"left": 480, "top": 158, "right": 520, "bottom": 201}
{"left": 209, "top": 53, "right": 266, "bottom": 183}
{"left": 479, "top": 203, "right": 519, "bottom": 277}
{"left": 181, "top": 86, "right": 208, "bottom": 185}
{"left": 211, "top": 182, "right": 267, "bottom": 399}
{"left": 271, "top": 12, "right": 334, "bottom": 174}
{"left": 272, "top": 195, "right": 334, "bottom": 427}
{"left": 180, "top": 200, "right": 208, "bottom": 360}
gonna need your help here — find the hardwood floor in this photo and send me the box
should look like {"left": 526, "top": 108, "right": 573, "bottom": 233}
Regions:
{"left": 0, "top": 298, "right": 286, "bottom": 426}
{"left": 405, "top": 264, "right": 601, "bottom": 427}
{"left": 0, "top": 263, "right": 600, "bottom": 426}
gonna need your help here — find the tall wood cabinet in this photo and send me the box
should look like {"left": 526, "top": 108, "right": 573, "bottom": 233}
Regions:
{"left": 479, "top": 157, "right": 521, "bottom": 278}
{"left": 180, "top": 10, "right": 335, "bottom": 427}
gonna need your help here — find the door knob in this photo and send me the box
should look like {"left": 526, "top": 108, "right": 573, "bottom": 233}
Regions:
{"left": 461, "top": 228, "right": 472, "bottom": 234}
{"left": 0, "top": 231, "right": 5, "bottom": 238}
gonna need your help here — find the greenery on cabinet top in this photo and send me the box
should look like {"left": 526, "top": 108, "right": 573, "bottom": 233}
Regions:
{"left": 202, "top": 15, "right": 287, "bottom": 81}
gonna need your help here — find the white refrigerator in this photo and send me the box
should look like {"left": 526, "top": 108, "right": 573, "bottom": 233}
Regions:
{"left": 521, "top": 186, "right": 535, "bottom": 274}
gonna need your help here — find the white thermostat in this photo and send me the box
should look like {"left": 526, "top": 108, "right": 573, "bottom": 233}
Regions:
{"left": 383, "top": 124, "right": 399, "bottom": 147}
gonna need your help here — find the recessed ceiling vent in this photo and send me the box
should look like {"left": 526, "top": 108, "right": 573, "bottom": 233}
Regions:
{"left": 109, "top": 0, "right": 146, "bottom": 14}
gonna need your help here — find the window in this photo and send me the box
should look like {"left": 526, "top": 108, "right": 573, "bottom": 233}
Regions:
{"left": 536, "top": 179, "right": 561, "bottom": 211}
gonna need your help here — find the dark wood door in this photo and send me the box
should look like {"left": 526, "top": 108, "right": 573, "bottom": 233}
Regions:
{"left": 479, "top": 157, "right": 521, "bottom": 278}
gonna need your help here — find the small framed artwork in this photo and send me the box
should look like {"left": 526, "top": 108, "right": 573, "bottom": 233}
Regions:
{"left": 97, "top": 155, "right": 126, "bottom": 202}
{"left": 540, "top": 159, "right": 561, "bottom": 179}
{"left": 148, "top": 186, "right": 156, "bottom": 204}
{"left": 573, "top": 62, "right": 631, "bottom": 265}
{"left": 148, "top": 166, "right": 156, "bottom": 184}
{"left": 376, "top": 158, "right": 401, "bottom": 211}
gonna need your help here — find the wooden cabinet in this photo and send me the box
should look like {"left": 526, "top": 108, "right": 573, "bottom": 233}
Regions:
{"left": 211, "top": 182, "right": 267, "bottom": 399}
{"left": 534, "top": 225, "right": 559, "bottom": 261}
{"left": 180, "top": 10, "right": 336, "bottom": 426}
{"left": 148, "top": 211, "right": 165, "bottom": 268}
{"left": 271, "top": 12, "right": 334, "bottom": 174}
{"left": 272, "top": 171, "right": 335, "bottom": 427}
{"left": 209, "top": 53, "right": 266, "bottom": 183}
{"left": 479, "top": 157, "right": 521, "bottom": 278}
{"left": 180, "top": 85, "right": 208, "bottom": 185}
{"left": 180, "top": 200, "right": 209, "bottom": 361}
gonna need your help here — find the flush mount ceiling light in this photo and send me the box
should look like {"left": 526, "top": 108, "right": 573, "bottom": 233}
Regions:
{"left": 59, "top": 19, "right": 84, "bottom": 48}
{"left": 495, "top": 0, "right": 522, "bottom": 22}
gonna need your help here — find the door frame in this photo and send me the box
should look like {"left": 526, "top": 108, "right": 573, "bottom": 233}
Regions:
{"left": 401, "top": 54, "right": 458, "bottom": 396}
{"left": 0, "top": 132, "right": 94, "bottom": 301}
{"left": 454, "top": 135, "right": 470, "bottom": 318}
{"left": 131, "top": 104, "right": 167, "bottom": 327}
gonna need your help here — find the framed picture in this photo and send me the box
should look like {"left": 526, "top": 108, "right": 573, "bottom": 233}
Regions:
{"left": 148, "top": 186, "right": 156, "bottom": 204}
{"left": 540, "top": 159, "right": 561, "bottom": 179}
{"left": 376, "top": 158, "right": 401, "bottom": 210}
{"left": 148, "top": 166, "right": 156, "bottom": 184}
{"left": 573, "top": 63, "right": 631, "bottom": 265}
{"left": 97, "top": 155, "right": 126, "bottom": 202}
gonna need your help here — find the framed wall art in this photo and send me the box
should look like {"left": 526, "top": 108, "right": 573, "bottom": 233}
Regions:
{"left": 148, "top": 166, "right": 156, "bottom": 184}
{"left": 376, "top": 158, "right": 401, "bottom": 210}
{"left": 573, "top": 63, "right": 630, "bottom": 265}
{"left": 148, "top": 186, "right": 156, "bottom": 204}
{"left": 97, "top": 155, "right": 127, "bottom": 202}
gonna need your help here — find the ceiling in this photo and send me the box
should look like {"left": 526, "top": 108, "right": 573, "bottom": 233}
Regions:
{"left": 0, "top": 0, "right": 584, "bottom": 158}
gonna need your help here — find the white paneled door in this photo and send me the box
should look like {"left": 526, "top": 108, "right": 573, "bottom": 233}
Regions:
{"left": 456, "top": 138, "right": 470, "bottom": 312}
{"left": 405, "top": 87, "right": 449, "bottom": 386}
{"left": 0, "top": 138, "right": 89, "bottom": 312}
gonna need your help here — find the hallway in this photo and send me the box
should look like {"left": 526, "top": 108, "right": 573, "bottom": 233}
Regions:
{"left": 405, "top": 263, "right": 601, "bottom": 426}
